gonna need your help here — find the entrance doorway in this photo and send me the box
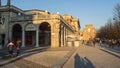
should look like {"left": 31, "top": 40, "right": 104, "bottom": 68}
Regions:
{"left": 25, "top": 31, "right": 36, "bottom": 46}
{"left": 12, "top": 24, "right": 22, "bottom": 42}
{"left": 0, "top": 34, "right": 5, "bottom": 48}
{"left": 39, "top": 22, "right": 51, "bottom": 46}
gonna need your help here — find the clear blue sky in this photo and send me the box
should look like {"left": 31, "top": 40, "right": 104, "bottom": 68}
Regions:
{"left": 1, "top": 0, "right": 120, "bottom": 30}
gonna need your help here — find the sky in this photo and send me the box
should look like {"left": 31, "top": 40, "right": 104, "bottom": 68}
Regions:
{"left": 1, "top": 0, "right": 120, "bottom": 30}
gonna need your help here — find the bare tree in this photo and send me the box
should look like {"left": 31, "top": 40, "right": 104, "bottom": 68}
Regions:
{"left": 97, "top": 3, "right": 120, "bottom": 40}
{"left": 113, "top": 3, "right": 120, "bottom": 39}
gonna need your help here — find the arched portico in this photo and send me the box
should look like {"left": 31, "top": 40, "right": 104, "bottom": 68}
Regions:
{"left": 39, "top": 22, "right": 51, "bottom": 46}
{"left": 12, "top": 24, "right": 22, "bottom": 42}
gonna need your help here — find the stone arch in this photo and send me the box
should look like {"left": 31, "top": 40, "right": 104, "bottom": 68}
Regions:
{"left": 39, "top": 22, "right": 51, "bottom": 46}
{"left": 12, "top": 24, "right": 22, "bottom": 42}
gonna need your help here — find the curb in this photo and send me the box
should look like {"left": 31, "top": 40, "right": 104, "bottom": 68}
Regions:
{"left": 51, "top": 46, "right": 80, "bottom": 68}
{"left": 100, "top": 47, "right": 120, "bottom": 58}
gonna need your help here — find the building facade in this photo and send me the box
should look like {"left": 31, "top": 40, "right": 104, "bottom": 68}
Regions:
{"left": 0, "top": 0, "right": 80, "bottom": 48}
{"left": 82, "top": 24, "right": 96, "bottom": 41}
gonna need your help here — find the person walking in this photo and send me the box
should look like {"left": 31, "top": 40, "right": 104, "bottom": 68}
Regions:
{"left": 99, "top": 40, "right": 102, "bottom": 46}
{"left": 92, "top": 40, "right": 95, "bottom": 46}
{"left": 7, "top": 41, "right": 14, "bottom": 57}
{"left": 16, "top": 39, "right": 21, "bottom": 56}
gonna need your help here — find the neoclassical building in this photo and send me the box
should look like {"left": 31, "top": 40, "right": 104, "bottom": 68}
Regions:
{"left": 82, "top": 24, "right": 96, "bottom": 41}
{"left": 0, "top": 0, "right": 80, "bottom": 48}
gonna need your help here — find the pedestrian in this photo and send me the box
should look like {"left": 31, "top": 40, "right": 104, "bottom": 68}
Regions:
{"left": 109, "top": 39, "right": 112, "bottom": 47}
{"left": 99, "top": 40, "right": 102, "bottom": 46}
{"left": 16, "top": 46, "right": 20, "bottom": 56}
{"left": 16, "top": 39, "right": 21, "bottom": 56}
{"left": 111, "top": 39, "right": 116, "bottom": 48}
{"left": 7, "top": 41, "right": 14, "bottom": 57}
{"left": 92, "top": 40, "right": 95, "bottom": 46}
{"left": 116, "top": 40, "right": 120, "bottom": 47}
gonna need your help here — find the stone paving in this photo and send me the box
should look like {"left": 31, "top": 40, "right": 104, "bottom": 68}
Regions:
{"left": 1, "top": 43, "right": 120, "bottom": 68}
{"left": 62, "top": 44, "right": 120, "bottom": 68}
{"left": 24, "top": 51, "right": 69, "bottom": 67}
{"left": 0, "top": 46, "right": 77, "bottom": 68}
{"left": 100, "top": 43, "right": 120, "bottom": 53}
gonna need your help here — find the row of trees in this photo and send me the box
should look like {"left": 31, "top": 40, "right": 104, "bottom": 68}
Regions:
{"left": 97, "top": 3, "right": 120, "bottom": 40}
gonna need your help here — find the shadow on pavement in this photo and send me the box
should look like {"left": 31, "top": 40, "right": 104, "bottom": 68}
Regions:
{"left": 0, "top": 46, "right": 49, "bottom": 67}
{"left": 74, "top": 54, "right": 95, "bottom": 68}
{"left": 100, "top": 49, "right": 120, "bottom": 59}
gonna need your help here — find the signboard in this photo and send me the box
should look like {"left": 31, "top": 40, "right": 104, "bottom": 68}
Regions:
{"left": 25, "top": 24, "right": 36, "bottom": 31}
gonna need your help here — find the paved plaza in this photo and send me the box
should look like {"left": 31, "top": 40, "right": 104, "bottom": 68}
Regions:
{"left": 0, "top": 43, "right": 120, "bottom": 68}
{"left": 0, "top": 46, "right": 77, "bottom": 68}
{"left": 62, "top": 44, "right": 120, "bottom": 68}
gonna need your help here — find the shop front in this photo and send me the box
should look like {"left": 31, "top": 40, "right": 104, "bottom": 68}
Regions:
{"left": 25, "top": 24, "right": 36, "bottom": 47}
{"left": 25, "top": 31, "right": 36, "bottom": 46}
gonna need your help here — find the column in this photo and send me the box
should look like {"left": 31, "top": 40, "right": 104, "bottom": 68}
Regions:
{"left": 60, "top": 25, "right": 64, "bottom": 47}
{"left": 22, "top": 28, "right": 25, "bottom": 47}
{"left": 35, "top": 27, "right": 39, "bottom": 47}
{"left": 64, "top": 27, "right": 66, "bottom": 46}
{"left": 51, "top": 27, "right": 60, "bottom": 48}
{"left": 9, "top": 28, "right": 12, "bottom": 41}
{"left": 61, "top": 30, "right": 63, "bottom": 47}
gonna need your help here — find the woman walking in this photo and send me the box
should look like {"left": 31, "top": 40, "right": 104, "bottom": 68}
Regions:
{"left": 7, "top": 41, "right": 14, "bottom": 57}
{"left": 16, "top": 39, "right": 21, "bottom": 56}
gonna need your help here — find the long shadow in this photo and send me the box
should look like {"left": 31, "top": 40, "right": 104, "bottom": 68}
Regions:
{"left": 0, "top": 46, "right": 49, "bottom": 67}
{"left": 74, "top": 54, "right": 95, "bottom": 68}
{"left": 100, "top": 49, "right": 120, "bottom": 58}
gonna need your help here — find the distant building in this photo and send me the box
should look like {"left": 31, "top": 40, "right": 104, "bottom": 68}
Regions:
{"left": 82, "top": 24, "right": 96, "bottom": 41}
{"left": 0, "top": 0, "right": 80, "bottom": 48}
